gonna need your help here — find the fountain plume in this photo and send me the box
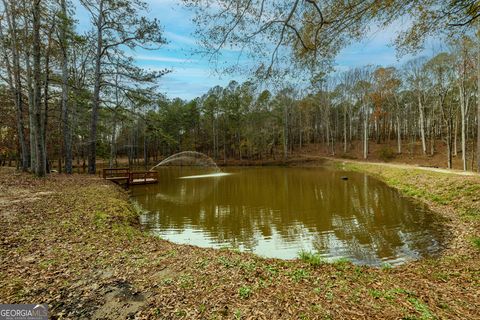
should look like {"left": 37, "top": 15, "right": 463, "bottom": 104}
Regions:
{"left": 150, "top": 151, "right": 221, "bottom": 172}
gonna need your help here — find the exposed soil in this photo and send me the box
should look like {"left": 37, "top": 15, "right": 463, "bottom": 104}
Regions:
{"left": 0, "top": 162, "right": 479, "bottom": 319}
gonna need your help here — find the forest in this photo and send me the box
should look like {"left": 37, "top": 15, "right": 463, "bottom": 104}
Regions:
{"left": 0, "top": 0, "right": 479, "bottom": 174}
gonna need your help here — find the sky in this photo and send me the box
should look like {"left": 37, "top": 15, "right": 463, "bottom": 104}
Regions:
{"left": 74, "top": 0, "right": 430, "bottom": 100}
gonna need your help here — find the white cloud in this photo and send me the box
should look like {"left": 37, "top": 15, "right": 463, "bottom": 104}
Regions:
{"left": 135, "top": 55, "right": 197, "bottom": 63}
{"left": 164, "top": 31, "right": 197, "bottom": 46}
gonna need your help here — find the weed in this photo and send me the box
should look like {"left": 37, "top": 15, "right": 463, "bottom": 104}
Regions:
{"left": 471, "top": 237, "right": 480, "bottom": 250}
{"left": 325, "top": 291, "right": 334, "bottom": 301}
{"left": 93, "top": 211, "right": 108, "bottom": 227}
{"left": 112, "top": 222, "right": 136, "bottom": 240}
{"left": 264, "top": 265, "right": 279, "bottom": 277}
{"left": 290, "top": 268, "right": 309, "bottom": 282}
{"left": 381, "top": 262, "right": 393, "bottom": 271}
{"left": 333, "top": 257, "right": 350, "bottom": 271}
{"left": 234, "top": 309, "right": 242, "bottom": 319}
{"left": 196, "top": 258, "right": 209, "bottom": 269}
{"left": 298, "top": 250, "right": 325, "bottom": 267}
{"left": 174, "top": 309, "right": 187, "bottom": 317}
{"left": 179, "top": 274, "right": 194, "bottom": 289}
{"left": 161, "top": 278, "right": 173, "bottom": 286}
{"left": 353, "top": 266, "right": 364, "bottom": 278}
{"left": 239, "top": 261, "right": 256, "bottom": 272}
{"left": 408, "top": 298, "right": 435, "bottom": 320}
{"left": 238, "top": 286, "right": 252, "bottom": 299}
{"left": 433, "top": 272, "right": 449, "bottom": 282}
{"left": 218, "top": 256, "right": 237, "bottom": 268}
{"left": 369, "top": 289, "right": 382, "bottom": 299}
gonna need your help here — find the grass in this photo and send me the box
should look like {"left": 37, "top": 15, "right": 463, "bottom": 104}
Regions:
{"left": 298, "top": 250, "right": 325, "bottom": 266}
{"left": 471, "top": 237, "right": 480, "bottom": 250}
{"left": 238, "top": 286, "right": 252, "bottom": 299}
{"left": 289, "top": 268, "right": 310, "bottom": 282}
{"left": 407, "top": 297, "right": 435, "bottom": 320}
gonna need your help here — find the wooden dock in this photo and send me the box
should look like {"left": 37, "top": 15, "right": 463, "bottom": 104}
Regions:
{"left": 102, "top": 168, "right": 158, "bottom": 187}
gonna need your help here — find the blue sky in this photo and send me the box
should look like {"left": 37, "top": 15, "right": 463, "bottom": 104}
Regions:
{"left": 74, "top": 0, "right": 429, "bottom": 100}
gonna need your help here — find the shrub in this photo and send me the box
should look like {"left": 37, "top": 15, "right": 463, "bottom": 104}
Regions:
{"left": 378, "top": 146, "right": 396, "bottom": 162}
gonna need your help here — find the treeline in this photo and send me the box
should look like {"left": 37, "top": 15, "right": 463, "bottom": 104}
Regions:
{"left": 139, "top": 42, "right": 480, "bottom": 171}
{"left": 0, "top": 0, "right": 165, "bottom": 175}
{"left": 1, "top": 1, "right": 479, "bottom": 173}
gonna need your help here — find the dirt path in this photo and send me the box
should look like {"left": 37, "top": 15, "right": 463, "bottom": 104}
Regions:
{"left": 323, "top": 156, "right": 479, "bottom": 176}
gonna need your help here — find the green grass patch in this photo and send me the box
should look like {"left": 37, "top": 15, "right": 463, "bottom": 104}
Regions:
{"left": 93, "top": 210, "right": 109, "bottom": 227}
{"left": 218, "top": 256, "right": 237, "bottom": 268}
{"left": 407, "top": 297, "right": 435, "bottom": 320}
{"left": 298, "top": 250, "right": 325, "bottom": 267}
{"left": 332, "top": 257, "right": 351, "bottom": 271}
{"left": 238, "top": 286, "right": 252, "bottom": 299}
{"left": 471, "top": 237, "right": 480, "bottom": 250}
{"left": 289, "top": 268, "right": 309, "bottom": 282}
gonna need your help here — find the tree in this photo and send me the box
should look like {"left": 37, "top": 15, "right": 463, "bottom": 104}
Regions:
{"left": 0, "top": 0, "right": 29, "bottom": 171}
{"left": 451, "top": 36, "right": 475, "bottom": 170}
{"left": 59, "top": 0, "right": 73, "bottom": 173}
{"left": 183, "top": 0, "right": 480, "bottom": 77}
{"left": 405, "top": 57, "right": 429, "bottom": 155}
{"left": 81, "top": 0, "right": 166, "bottom": 174}
{"left": 32, "top": 0, "right": 46, "bottom": 176}
{"left": 425, "top": 53, "right": 456, "bottom": 168}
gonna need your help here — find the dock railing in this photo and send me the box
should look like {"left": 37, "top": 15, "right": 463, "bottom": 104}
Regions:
{"left": 103, "top": 168, "right": 130, "bottom": 179}
{"left": 102, "top": 168, "right": 158, "bottom": 186}
{"left": 129, "top": 171, "right": 158, "bottom": 185}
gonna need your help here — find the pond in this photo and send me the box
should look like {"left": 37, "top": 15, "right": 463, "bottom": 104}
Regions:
{"left": 130, "top": 165, "right": 446, "bottom": 266}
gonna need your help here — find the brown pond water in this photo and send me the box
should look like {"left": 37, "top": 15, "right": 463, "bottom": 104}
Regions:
{"left": 130, "top": 166, "right": 446, "bottom": 266}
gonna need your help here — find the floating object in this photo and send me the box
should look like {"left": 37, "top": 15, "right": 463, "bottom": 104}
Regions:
{"left": 341, "top": 176, "right": 349, "bottom": 180}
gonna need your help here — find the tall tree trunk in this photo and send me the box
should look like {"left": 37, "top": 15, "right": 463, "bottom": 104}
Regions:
{"left": 33, "top": 0, "right": 45, "bottom": 176}
{"left": 21, "top": 1, "right": 36, "bottom": 171}
{"left": 26, "top": 51, "right": 36, "bottom": 170}
{"left": 446, "top": 121, "right": 453, "bottom": 169}
{"left": 43, "top": 30, "right": 51, "bottom": 173}
{"left": 343, "top": 104, "right": 347, "bottom": 153}
{"left": 396, "top": 114, "right": 402, "bottom": 154}
{"left": 144, "top": 135, "right": 148, "bottom": 169}
{"left": 109, "top": 115, "right": 117, "bottom": 168}
{"left": 459, "top": 83, "right": 468, "bottom": 170}
{"left": 60, "top": 0, "right": 72, "bottom": 174}
{"left": 363, "top": 104, "right": 368, "bottom": 159}
{"left": 477, "top": 25, "right": 480, "bottom": 172}
{"left": 1, "top": 0, "right": 28, "bottom": 170}
{"left": 88, "top": 0, "right": 104, "bottom": 174}
{"left": 418, "top": 95, "right": 427, "bottom": 155}
{"left": 453, "top": 113, "right": 458, "bottom": 156}
{"left": 283, "top": 103, "right": 288, "bottom": 159}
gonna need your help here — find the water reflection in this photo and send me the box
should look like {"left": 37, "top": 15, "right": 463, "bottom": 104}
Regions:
{"left": 131, "top": 166, "right": 446, "bottom": 265}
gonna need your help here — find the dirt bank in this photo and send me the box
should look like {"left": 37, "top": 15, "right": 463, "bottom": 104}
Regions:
{"left": 0, "top": 165, "right": 479, "bottom": 319}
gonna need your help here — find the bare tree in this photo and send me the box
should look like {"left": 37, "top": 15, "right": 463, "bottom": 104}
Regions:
{"left": 81, "top": 0, "right": 165, "bottom": 174}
